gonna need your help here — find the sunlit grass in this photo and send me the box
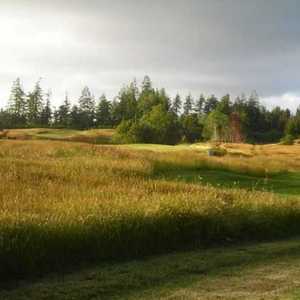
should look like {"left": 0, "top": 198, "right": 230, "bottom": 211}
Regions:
{"left": 3, "top": 128, "right": 115, "bottom": 144}
{"left": 1, "top": 140, "right": 300, "bottom": 281}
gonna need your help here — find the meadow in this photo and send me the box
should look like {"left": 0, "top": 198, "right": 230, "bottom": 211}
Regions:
{"left": 1, "top": 131, "right": 300, "bottom": 287}
{"left": 0, "top": 128, "right": 115, "bottom": 144}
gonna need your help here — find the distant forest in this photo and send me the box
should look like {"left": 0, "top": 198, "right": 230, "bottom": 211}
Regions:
{"left": 1, "top": 76, "right": 300, "bottom": 145}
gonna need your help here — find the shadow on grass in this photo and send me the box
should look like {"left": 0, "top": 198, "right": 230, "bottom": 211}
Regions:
{"left": 156, "top": 168, "right": 300, "bottom": 196}
{"left": 2, "top": 238, "right": 300, "bottom": 299}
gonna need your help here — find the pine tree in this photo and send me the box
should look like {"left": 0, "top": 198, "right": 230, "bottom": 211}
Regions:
{"left": 27, "top": 80, "right": 44, "bottom": 126}
{"left": 172, "top": 94, "right": 182, "bottom": 115}
{"left": 158, "top": 88, "right": 171, "bottom": 111}
{"left": 70, "top": 105, "right": 81, "bottom": 129}
{"left": 137, "top": 76, "right": 161, "bottom": 116}
{"left": 40, "top": 90, "right": 52, "bottom": 127}
{"left": 7, "top": 78, "right": 27, "bottom": 127}
{"left": 96, "top": 94, "right": 112, "bottom": 127}
{"left": 195, "top": 94, "right": 205, "bottom": 116}
{"left": 217, "top": 94, "right": 231, "bottom": 115}
{"left": 183, "top": 94, "right": 194, "bottom": 115}
{"left": 117, "top": 82, "right": 138, "bottom": 121}
{"left": 203, "top": 95, "right": 218, "bottom": 114}
{"left": 141, "top": 75, "right": 153, "bottom": 94}
{"left": 53, "top": 92, "right": 72, "bottom": 127}
{"left": 78, "top": 86, "right": 95, "bottom": 129}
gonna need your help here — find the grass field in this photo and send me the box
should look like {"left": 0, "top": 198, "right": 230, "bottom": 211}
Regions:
{"left": 1, "top": 131, "right": 300, "bottom": 298}
{"left": 2, "top": 238, "right": 300, "bottom": 299}
{"left": 2, "top": 128, "right": 115, "bottom": 144}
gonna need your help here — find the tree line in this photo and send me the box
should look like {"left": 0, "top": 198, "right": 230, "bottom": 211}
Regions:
{"left": 1, "top": 76, "right": 299, "bottom": 144}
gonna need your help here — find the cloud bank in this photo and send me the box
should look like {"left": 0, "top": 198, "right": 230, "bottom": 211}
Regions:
{"left": 0, "top": 0, "right": 300, "bottom": 110}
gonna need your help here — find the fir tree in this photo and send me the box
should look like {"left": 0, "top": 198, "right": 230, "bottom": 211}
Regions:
{"left": 27, "top": 80, "right": 44, "bottom": 126}
{"left": 54, "top": 92, "right": 71, "bottom": 127}
{"left": 40, "top": 90, "right": 52, "bottom": 127}
{"left": 172, "top": 94, "right": 182, "bottom": 116}
{"left": 7, "top": 78, "right": 27, "bottom": 127}
{"left": 96, "top": 94, "right": 112, "bottom": 127}
{"left": 78, "top": 86, "right": 95, "bottom": 129}
{"left": 183, "top": 94, "right": 194, "bottom": 115}
{"left": 195, "top": 94, "right": 205, "bottom": 116}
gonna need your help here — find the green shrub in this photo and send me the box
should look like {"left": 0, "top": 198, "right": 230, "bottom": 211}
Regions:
{"left": 208, "top": 147, "right": 227, "bottom": 157}
{"left": 280, "top": 134, "right": 295, "bottom": 145}
{"left": 114, "top": 105, "right": 182, "bottom": 145}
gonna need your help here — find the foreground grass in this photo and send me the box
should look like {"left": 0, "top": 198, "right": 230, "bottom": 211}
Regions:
{"left": 2, "top": 140, "right": 300, "bottom": 281}
{"left": 2, "top": 238, "right": 300, "bottom": 299}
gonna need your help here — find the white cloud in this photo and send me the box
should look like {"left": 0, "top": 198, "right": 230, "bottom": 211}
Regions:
{"left": 262, "top": 93, "right": 300, "bottom": 112}
{"left": 0, "top": 0, "right": 300, "bottom": 110}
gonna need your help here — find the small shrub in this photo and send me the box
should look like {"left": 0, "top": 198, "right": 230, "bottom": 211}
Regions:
{"left": 208, "top": 147, "right": 227, "bottom": 157}
{"left": 280, "top": 134, "right": 295, "bottom": 145}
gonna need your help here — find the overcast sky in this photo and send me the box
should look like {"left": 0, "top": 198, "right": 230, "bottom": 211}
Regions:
{"left": 1, "top": 0, "right": 300, "bottom": 110}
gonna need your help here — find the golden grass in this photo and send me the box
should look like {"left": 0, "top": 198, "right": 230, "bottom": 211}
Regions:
{"left": 3, "top": 128, "right": 115, "bottom": 144}
{"left": 1, "top": 140, "right": 300, "bottom": 280}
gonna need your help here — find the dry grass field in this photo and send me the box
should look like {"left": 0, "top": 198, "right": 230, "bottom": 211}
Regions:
{"left": 1, "top": 128, "right": 115, "bottom": 144}
{"left": 1, "top": 137, "right": 300, "bottom": 281}
{"left": 1, "top": 134, "right": 300, "bottom": 299}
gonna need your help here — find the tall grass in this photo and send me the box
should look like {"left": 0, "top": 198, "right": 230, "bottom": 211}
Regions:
{"left": 1, "top": 140, "right": 300, "bottom": 281}
{"left": 150, "top": 150, "right": 290, "bottom": 177}
{"left": 3, "top": 128, "right": 115, "bottom": 144}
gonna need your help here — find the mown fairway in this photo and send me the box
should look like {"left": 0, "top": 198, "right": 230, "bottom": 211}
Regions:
{"left": 1, "top": 135, "right": 300, "bottom": 298}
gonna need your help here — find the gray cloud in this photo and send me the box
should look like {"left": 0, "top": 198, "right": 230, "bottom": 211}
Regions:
{"left": 0, "top": 0, "right": 300, "bottom": 109}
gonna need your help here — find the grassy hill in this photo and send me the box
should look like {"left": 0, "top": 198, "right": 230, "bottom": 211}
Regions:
{"left": 1, "top": 131, "right": 300, "bottom": 298}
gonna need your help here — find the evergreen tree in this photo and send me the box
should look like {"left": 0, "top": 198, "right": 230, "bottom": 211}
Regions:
{"left": 158, "top": 88, "right": 171, "bottom": 111}
{"left": 203, "top": 95, "right": 218, "bottom": 114}
{"left": 217, "top": 94, "right": 232, "bottom": 115}
{"left": 172, "top": 94, "right": 182, "bottom": 116}
{"left": 78, "top": 86, "right": 95, "bottom": 129}
{"left": 54, "top": 93, "right": 71, "bottom": 127}
{"left": 141, "top": 75, "right": 153, "bottom": 95}
{"left": 96, "top": 94, "right": 112, "bottom": 127}
{"left": 137, "top": 76, "right": 159, "bottom": 115}
{"left": 116, "top": 81, "right": 138, "bottom": 121}
{"left": 111, "top": 98, "right": 122, "bottom": 126}
{"left": 70, "top": 105, "right": 82, "bottom": 129}
{"left": 195, "top": 94, "right": 205, "bottom": 116}
{"left": 27, "top": 80, "right": 44, "bottom": 126}
{"left": 183, "top": 94, "right": 194, "bottom": 115}
{"left": 181, "top": 113, "right": 203, "bottom": 143}
{"left": 7, "top": 78, "right": 27, "bottom": 127}
{"left": 40, "top": 90, "right": 52, "bottom": 127}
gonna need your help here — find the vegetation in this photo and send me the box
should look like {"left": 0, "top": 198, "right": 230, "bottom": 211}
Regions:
{"left": 1, "top": 140, "right": 300, "bottom": 282}
{"left": 1, "top": 76, "right": 298, "bottom": 144}
{"left": 2, "top": 238, "right": 300, "bottom": 299}
{"left": 1, "top": 128, "right": 115, "bottom": 144}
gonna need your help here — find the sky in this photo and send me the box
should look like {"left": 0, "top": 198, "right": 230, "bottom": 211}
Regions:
{"left": 1, "top": 0, "right": 300, "bottom": 110}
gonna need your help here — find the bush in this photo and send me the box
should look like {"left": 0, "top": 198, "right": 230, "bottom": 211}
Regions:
{"left": 249, "top": 130, "right": 283, "bottom": 144}
{"left": 280, "top": 134, "right": 295, "bottom": 145}
{"left": 285, "top": 116, "right": 300, "bottom": 138}
{"left": 114, "top": 105, "right": 182, "bottom": 145}
{"left": 208, "top": 147, "right": 227, "bottom": 157}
